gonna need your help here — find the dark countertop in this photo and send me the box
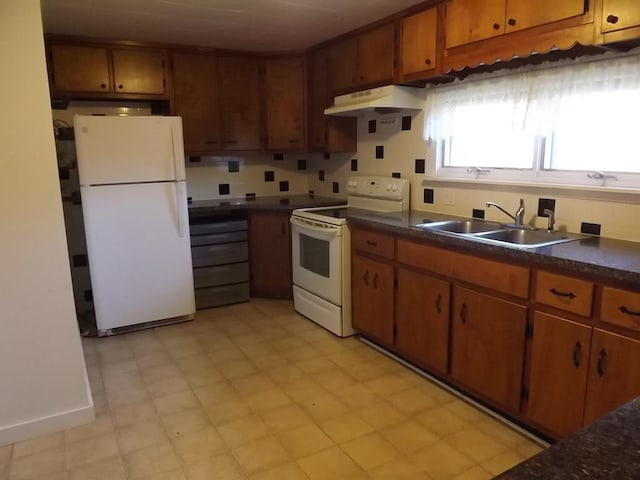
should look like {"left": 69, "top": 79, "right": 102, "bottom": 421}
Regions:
{"left": 345, "top": 209, "right": 640, "bottom": 286}
{"left": 188, "top": 194, "right": 346, "bottom": 218}
{"left": 495, "top": 397, "right": 640, "bottom": 479}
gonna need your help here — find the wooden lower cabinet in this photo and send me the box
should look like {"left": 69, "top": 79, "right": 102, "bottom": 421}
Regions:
{"left": 450, "top": 286, "right": 527, "bottom": 411}
{"left": 248, "top": 212, "right": 291, "bottom": 298}
{"left": 395, "top": 266, "right": 450, "bottom": 373}
{"left": 527, "top": 312, "right": 591, "bottom": 437}
{"left": 351, "top": 252, "right": 394, "bottom": 346}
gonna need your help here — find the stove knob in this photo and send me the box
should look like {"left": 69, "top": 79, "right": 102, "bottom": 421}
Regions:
{"left": 392, "top": 184, "right": 398, "bottom": 192}
{"left": 386, "top": 184, "right": 392, "bottom": 191}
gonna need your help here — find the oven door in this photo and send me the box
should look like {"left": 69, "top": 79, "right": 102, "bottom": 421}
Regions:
{"left": 291, "top": 216, "right": 343, "bottom": 306}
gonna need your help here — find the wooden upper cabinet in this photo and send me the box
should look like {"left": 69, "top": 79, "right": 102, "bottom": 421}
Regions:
{"left": 49, "top": 44, "right": 111, "bottom": 93}
{"left": 400, "top": 7, "right": 439, "bottom": 81}
{"left": 264, "top": 56, "right": 305, "bottom": 151}
{"left": 445, "top": 0, "right": 505, "bottom": 48}
{"left": 601, "top": 0, "right": 640, "bottom": 33}
{"left": 111, "top": 48, "right": 166, "bottom": 95}
{"left": 171, "top": 53, "right": 220, "bottom": 153}
{"left": 218, "top": 55, "right": 262, "bottom": 151}
{"left": 327, "top": 37, "right": 359, "bottom": 93}
{"left": 504, "top": 0, "right": 586, "bottom": 34}
{"left": 357, "top": 23, "right": 396, "bottom": 86}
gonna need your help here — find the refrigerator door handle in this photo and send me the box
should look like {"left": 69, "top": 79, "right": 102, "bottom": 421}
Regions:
{"left": 170, "top": 124, "right": 183, "bottom": 181}
{"left": 176, "top": 181, "right": 187, "bottom": 238}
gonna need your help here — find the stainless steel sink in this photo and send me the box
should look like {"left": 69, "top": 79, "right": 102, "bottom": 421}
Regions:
{"left": 472, "top": 228, "right": 585, "bottom": 248}
{"left": 414, "top": 220, "right": 504, "bottom": 234}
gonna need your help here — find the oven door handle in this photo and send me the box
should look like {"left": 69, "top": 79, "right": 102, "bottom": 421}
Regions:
{"left": 290, "top": 216, "right": 341, "bottom": 236}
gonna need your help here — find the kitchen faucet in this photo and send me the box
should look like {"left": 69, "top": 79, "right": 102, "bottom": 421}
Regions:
{"left": 486, "top": 198, "right": 527, "bottom": 228}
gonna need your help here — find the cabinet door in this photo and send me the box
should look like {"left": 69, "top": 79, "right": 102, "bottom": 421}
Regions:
{"left": 218, "top": 56, "right": 262, "bottom": 151}
{"left": 351, "top": 253, "right": 394, "bottom": 346}
{"left": 265, "top": 56, "right": 305, "bottom": 151}
{"left": 445, "top": 0, "right": 506, "bottom": 48}
{"left": 171, "top": 53, "right": 220, "bottom": 153}
{"left": 451, "top": 286, "right": 527, "bottom": 411}
{"left": 357, "top": 23, "right": 396, "bottom": 86}
{"left": 327, "top": 37, "right": 358, "bottom": 93}
{"left": 112, "top": 48, "right": 166, "bottom": 94}
{"left": 527, "top": 312, "right": 591, "bottom": 438}
{"left": 395, "top": 267, "right": 450, "bottom": 374}
{"left": 49, "top": 44, "right": 111, "bottom": 93}
{"left": 307, "top": 49, "right": 329, "bottom": 151}
{"left": 583, "top": 329, "right": 640, "bottom": 425}
{"left": 248, "top": 212, "right": 292, "bottom": 298}
{"left": 400, "top": 7, "right": 438, "bottom": 80}
{"left": 505, "top": 0, "right": 586, "bottom": 34}
{"left": 602, "top": 0, "right": 640, "bottom": 33}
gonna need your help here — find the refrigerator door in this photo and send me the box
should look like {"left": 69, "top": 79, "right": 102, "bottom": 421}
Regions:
{"left": 74, "top": 115, "right": 186, "bottom": 185}
{"left": 81, "top": 181, "right": 195, "bottom": 332}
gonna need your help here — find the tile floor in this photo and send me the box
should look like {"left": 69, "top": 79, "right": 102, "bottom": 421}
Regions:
{"left": 0, "top": 299, "right": 544, "bottom": 479}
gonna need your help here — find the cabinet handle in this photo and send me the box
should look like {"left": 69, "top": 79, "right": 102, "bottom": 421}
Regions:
{"left": 619, "top": 305, "right": 640, "bottom": 317}
{"left": 492, "top": 23, "right": 500, "bottom": 30}
{"left": 363, "top": 269, "right": 369, "bottom": 286}
{"left": 373, "top": 273, "right": 378, "bottom": 290}
{"left": 597, "top": 348, "right": 607, "bottom": 377}
{"left": 572, "top": 341, "right": 582, "bottom": 368}
{"left": 366, "top": 240, "right": 378, "bottom": 247}
{"left": 607, "top": 14, "right": 619, "bottom": 24}
{"left": 549, "top": 287, "right": 576, "bottom": 299}
{"left": 460, "top": 302, "right": 467, "bottom": 323}
{"left": 118, "top": 84, "right": 123, "bottom": 89}
{"left": 100, "top": 83, "right": 106, "bottom": 89}
{"left": 435, "top": 293, "right": 442, "bottom": 314}
{"left": 507, "top": 18, "right": 516, "bottom": 26}
{"left": 425, "top": 58, "right": 432, "bottom": 66}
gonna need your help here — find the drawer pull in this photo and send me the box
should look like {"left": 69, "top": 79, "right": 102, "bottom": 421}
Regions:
{"left": 607, "top": 14, "right": 619, "bottom": 24}
{"left": 597, "top": 348, "right": 607, "bottom": 377}
{"left": 572, "top": 341, "right": 582, "bottom": 368}
{"left": 373, "top": 273, "right": 378, "bottom": 290}
{"left": 366, "top": 240, "right": 378, "bottom": 247}
{"left": 363, "top": 269, "right": 369, "bottom": 286}
{"left": 492, "top": 23, "right": 500, "bottom": 30}
{"left": 619, "top": 305, "right": 640, "bottom": 317}
{"left": 460, "top": 302, "right": 467, "bottom": 323}
{"left": 549, "top": 287, "right": 576, "bottom": 299}
{"left": 435, "top": 293, "right": 442, "bottom": 314}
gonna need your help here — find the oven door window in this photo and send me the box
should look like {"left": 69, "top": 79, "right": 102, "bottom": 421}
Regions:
{"left": 300, "top": 233, "right": 330, "bottom": 277}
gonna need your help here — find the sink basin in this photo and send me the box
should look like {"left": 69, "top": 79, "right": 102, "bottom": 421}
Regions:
{"left": 415, "top": 220, "right": 504, "bottom": 234}
{"left": 472, "top": 228, "right": 585, "bottom": 248}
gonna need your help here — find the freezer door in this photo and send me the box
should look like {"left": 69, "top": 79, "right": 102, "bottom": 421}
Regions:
{"left": 74, "top": 115, "right": 186, "bottom": 185}
{"left": 81, "top": 181, "right": 195, "bottom": 331}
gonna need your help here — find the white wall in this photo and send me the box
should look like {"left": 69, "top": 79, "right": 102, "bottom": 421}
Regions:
{"left": 0, "top": 0, "right": 93, "bottom": 446}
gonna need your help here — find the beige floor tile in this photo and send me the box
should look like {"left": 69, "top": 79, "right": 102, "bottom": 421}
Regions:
{"left": 111, "top": 400, "right": 159, "bottom": 429}
{"left": 140, "top": 363, "right": 182, "bottom": 384}
{"left": 283, "top": 345, "right": 322, "bottom": 362}
{"left": 66, "top": 432, "right": 119, "bottom": 470}
{"left": 420, "top": 381, "right": 458, "bottom": 405}
{"left": 7, "top": 446, "right": 66, "bottom": 480}
{"left": 134, "top": 467, "right": 187, "bottom": 480}
{"left": 363, "top": 374, "right": 412, "bottom": 396}
{"left": 368, "top": 458, "right": 430, "bottom": 479}
{"left": 329, "top": 350, "right": 367, "bottom": 369}
{"left": 173, "top": 353, "right": 213, "bottom": 371}
{"left": 281, "top": 378, "right": 326, "bottom": 402}
{"left": 410, "top": 441, "right": 475, "bottom": 480}
{"left": 244, "top": 387, "right": 293, "bottom": 413}
{"left": 418, "top": 406, "right": 469, "bottom": 437}
{"left": 239, "top": 341, "right": 275, "bottom": 358}
{"left": 250, "top": 352, "right": 289, "bottom": 370}
{"left": 267, "top": 364, "right": 305, "bottom": 384}
{"left": 276, "top": 424, "right": 335, "bottom": 459}
{"left": 294, "top": 357, "right": 337, "bottom": 375}
{"left": 116, "top": 418, "right": 168, "bottom": 454}
{"left": 171, "top": 426, "right": 227, "bottom": 463}
{"left": 250, "top": 461, "right": 310, "bottom": 480}
{"left": 208, "top": 346, "right": 247, "bottom": 364}
{"left": 296, "top": 446, "right": 364, "bottom": 479}
{"left": 194, "top": 380, "right": 241, "bottom": 407}
{"left": 452, "top": 465, "right": 493, "bottom": 480}
{"left": 219, "top": 358, "right": 259, "bottom": 380}
{"left": 340, "top": 431, "right": 401, "bottom": 471}
{"left": 135, "top": 351, "right": 172, "bottom": 370}
{"left": 12, "top": 432, "right": 64, "bottom": 460}
{"left": 312, "top": 337, "right": 349, "bottom": 355}
{"left": 447, "top": 427, "right": 509, "bottom": 463}
{"left": 161, "top": 407, "right": 211, "bottom": 437}
{"left": 515, "top": 440, "right": 545, "bottom": 458}
{"left": 204, "top": 399, "right": 253, "bottom": 426}
{"left": 381, "top": 420, "right": 440, "bottom": 454}
{"left": 260, "top": 404, "right": 312, "bottom": 433}
{"left": 217, "top": 414, "right": 269, "bottom": 448}
{"left": 68, "top": 455, "right": 126, "bottom": 480}
{"left": 102, "top": 370, "right": 145, "bottom": 392}
{"left": 154, "top": 390, "right": 201, "bottom": 415}
{"left": 320, "top": 413, "right": 374, "bottom": 444}
{"left": 475, "top": 418, "right": 531, "bottom": 448}
{"left": 99, "top": 347, "right": 133, "bottom": 365}
{"left": 184, "top": 452, "right": 244, "bottom": 480}
{"left": 106, "top": 385, "right": 150, "bottom": 408}
{"left": 332, "top": 383, "right": 381, "bottom": 409}
{"left": 347, "top": 361, "right": 389, "bottom": 381}
{"left": 270, "top": 337, "right": 307, "bottom": 353}
{"left": 298, "top": 392, "right": 350, "bottom": 421}
{"left": 445, "top": 400, "right": 488, "bottom": 424}
{"left": 146, "top": 375, "right": 190, "bottom": 399}
{"left": 387, "top": 387, "right": 438, "bottom": 416}
{"left": 482, "top": 450, "right": 526, "bottom": 476}
{"left": 310, "top": 369, "right": 355, "bottom": 392}
{"left": 232, "top": 373, "right": 277, "bottom": 396}
{"left": 232, "top": 436, "right": 290, "bottom": 475}
{"left": 0, "top": 462, "right": 8, "bottom": 480}
{"left": 357, "top": 401, "right": 407, "bottom": 429}
{"left": 183, "top": 364, "right": 225, "bottom": 388}
{"left": 0, "top": 445, "right": 11, "bottom": 463}
{"left": 123, "top": 440, "right": 181, "bottom": 479}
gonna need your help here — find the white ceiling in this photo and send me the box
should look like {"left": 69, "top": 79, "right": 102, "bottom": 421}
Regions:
{"left": 40, "top": 0, "right": 427, "bottom": 52}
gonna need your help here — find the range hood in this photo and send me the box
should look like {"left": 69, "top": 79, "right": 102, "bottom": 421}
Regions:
{"left": 324, "top": 85, "right": 426, "bottom": 117}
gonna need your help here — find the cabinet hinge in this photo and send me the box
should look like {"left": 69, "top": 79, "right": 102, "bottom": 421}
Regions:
{"left": 525, "top": 323, "right": 534, "bottom": 340}
{"left": 521, "top": 386, "right": 529, "bottom": 401}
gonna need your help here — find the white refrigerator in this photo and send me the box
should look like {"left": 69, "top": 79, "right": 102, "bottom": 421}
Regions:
{"left": 74, "top": 115, "right": 195, "bottom": 335}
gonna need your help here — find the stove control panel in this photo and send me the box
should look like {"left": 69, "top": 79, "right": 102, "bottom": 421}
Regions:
{"left": 346, "top": 176, "right": 410, "bottom": 211}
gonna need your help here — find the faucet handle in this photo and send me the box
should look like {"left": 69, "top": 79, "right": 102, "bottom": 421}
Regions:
{"left": 543, "top": 208, "right": 555, "bottom": 231}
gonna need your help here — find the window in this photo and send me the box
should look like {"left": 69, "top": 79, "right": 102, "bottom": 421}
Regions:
{"left": 424, "top": 52, "right": 640, "bottom": 189}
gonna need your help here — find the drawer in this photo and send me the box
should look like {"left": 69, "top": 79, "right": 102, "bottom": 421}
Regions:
{"left": 195, "top": 282, "right": 250, "bottom": 309}
{"left": 193, "top": 263, "right": 249, "bottom": 288}
{"left": 601, "top": 286, "right": 640, "bottom": 332}
{"left": 190, "top": 231, "right": 247, "bottom": 246}
{"left": 191, "top": 242, "right": 248, "bottom": 267}
{"left": 397, "top": 239, "right": 530, "bottom": 298}
{"left": 535, "top": 271, "right": 594, "bottom": 317}
{"left": 189, "top": 219, "right": 247, "bottom": 236}
{"left": 351, "top": 227, "right": 395, "bottom": 260}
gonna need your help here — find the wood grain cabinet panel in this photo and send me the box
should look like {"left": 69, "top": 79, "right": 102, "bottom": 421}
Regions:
{"left": 327, "top": 37, "right": 359, "bottom": 93}
{"left": 49, "top": 44, "right": 111, "bottom": 93}
{"left": 535, "top": 270, "right": 594, "bottom": 317}
{"left": 248, "top": 212, "right": 291, "bottom": 298}
{"left": 445, "top": 0, "right": 505, "bottom": 48}
{"left": 527, "top": 312, "right": 591, "bottom": 437}
{"left": 504, "top": 0, "right": 586, "bottom": 34}
{"left": 351, "top": 228, "right": 395, "bottom": 260}
{"left": 357, "top": 23, "right": 396, "bottom": 86}
{"left": 399, "top": 7, "right": 438, "bottom": 81}
{"left": 601, "top": 0, "right": 640, "bottom": 33}
{"left": 600, "top": 286, "right": 640, "bottom": 332}
{"left": 112, "top": 48, "right": 166, "bottom": 94}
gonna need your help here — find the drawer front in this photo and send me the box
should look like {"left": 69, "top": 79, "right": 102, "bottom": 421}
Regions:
{"left": 191, "top": 242, "right": 248, "bottom": 267}
{"left": 535, "top": 271, "right": 594, "bottom": 317}
{"left": 189, "top": 219, "right": 247, "bottom": 235}
{"left": 397, "top": 239, "right": 530, "bottom": 298}
{"left": 195, "top": 282, "right": 250, "bottom": 309}
{"left": 351, "top": 227, "right": 395, "bottom": 260}
{"left": 601, "top": 286, "right": 640, "bottom": 332}
{"left": 190, "top": 231, "right": 247, "bottom": 246}
{"left": 193, "top": 263, "right": 249, "bottom": 288}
